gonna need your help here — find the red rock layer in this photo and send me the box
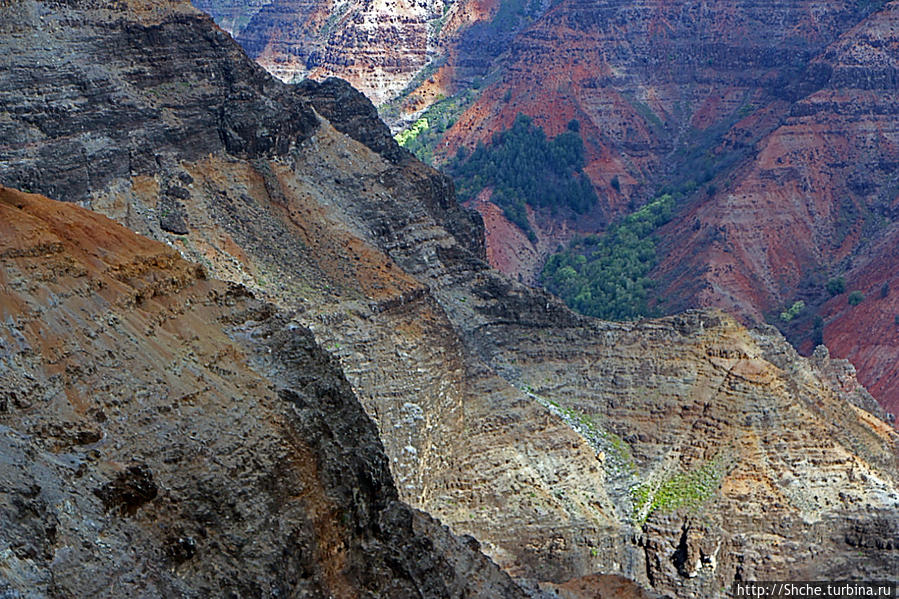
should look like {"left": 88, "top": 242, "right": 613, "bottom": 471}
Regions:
{"left": 430, "top": 0, "right": 899, "bottom": 419}
{"left": 439, "top": 0, "right": 867, "bottom": 213}
{"left": 652, "top": 2, "right": 899, "bottom": 416}
{"left": 818, "top": 226, "right": 899, "bottom": 416}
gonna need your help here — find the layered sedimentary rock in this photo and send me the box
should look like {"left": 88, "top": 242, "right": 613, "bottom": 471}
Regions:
{"left": 652, "top": 2, "right": 899, "bottom": 413}
{"left": 196, "top": 0, "right": 452, "bottom": 104}
{"left": 440, "top": 0, "right": 872, "bottom": 202}
{"left": 193, "top": 0, "right": 537, "bottom": 109}
{"left": 0, "top": 186, "right": 527, "bottom": 597}
{"left": 407, "top": 0, "right": 899, "bottom": 419}
{"left": 1, "top": 1, "right": 897, "bottom": 597}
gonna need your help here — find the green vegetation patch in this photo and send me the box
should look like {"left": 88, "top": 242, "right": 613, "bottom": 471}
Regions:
{"left": 395, "top": 117, "right": 429, "bottom": 147}
{"left": 393, "top": 89, "right": 480, "bottom": 164}
{"left": 780, "top": 300, "right": 805, "bottom": 322}
{"left": 540, "top": 194, "right": 674, "bottom": 320}
{"left": 449, "top": 114, "right": 597, "bottom": 240}
{"left": 524, "top": 391, "right": 637, "bottom": 479}
{"left": 827, "top": 276, "right": 847, "bottom": 296}
{"left": 626, "top": 96, "right": 664, "bottom": 134}
{"left": 631, "top": 458, "right": 727, "bottom": 525}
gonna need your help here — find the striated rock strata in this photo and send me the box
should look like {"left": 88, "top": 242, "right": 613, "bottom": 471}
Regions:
{"left": 192, "top": 0, "right": 539, "bottom": 109}
{"left": 651, "top": 2, "right": 899, "bottom": 416}
{"left": 197, "top": 0, "right": 454, "bottom": 104}
{"left": 1, "top": 1, "right": 897, "bottom": 597}
{"left": 395, "top": 0, "right": 899, "bottom": 419}
{"left": 0, "top": 186, "right": 527, "bottom": 597}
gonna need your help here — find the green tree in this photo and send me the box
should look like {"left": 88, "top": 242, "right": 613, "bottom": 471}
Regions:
{"left": 780, "top": 300, "right": 805, "bottom": 322}
{"left": 540, "top": 195, "right": 675, "bottom": 320}
{"left": 827, "top": 277, "right": 846, "bottom": 296}
{"left": 812, "top": 315, "right": 824, "bottom": 346}
{"left": 450, "top": 113, "right": 597, "bottom": 237}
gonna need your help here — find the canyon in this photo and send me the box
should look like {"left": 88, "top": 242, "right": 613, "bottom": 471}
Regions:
{"left": 1, "top": 0, "right": 898, "bottom": 597}
{"left": 448, "top": 1, "right": 899, "bottom": 421}
{"left": 207, "top": 0, "right": 899, "bottom": 424}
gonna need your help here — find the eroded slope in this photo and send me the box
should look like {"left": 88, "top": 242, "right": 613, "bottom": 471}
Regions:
{"left": 1, "top": 1, "right": 897, "bottom": 597}
{"left": 0, "top": 185, "right": 527, "bottom": 598}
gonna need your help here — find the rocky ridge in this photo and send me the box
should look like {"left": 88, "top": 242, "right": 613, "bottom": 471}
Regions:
{"left": 1, "top": 1, "right": 898, "bottom": 597}
{"left": 0, "top": 185, "right": 527, "bottom": 597}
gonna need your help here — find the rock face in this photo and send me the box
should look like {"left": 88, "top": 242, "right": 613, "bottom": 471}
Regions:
{"left": 815, "top": 225, "right": 899, "bottom": 417}
{"left": 193, "top": 0, "right": 899, "bottom": 423}
{"left": 382, "top": 0, "right": 899, "bottom": 420}
{"left": 195, "top": 0, "right": 451, "bottom": 104}
{"left": 651, "top": 2, "right": 899, "bottom": 417}
{"left": 1, "top": 1, "right": 898, "bottom": 598}
{"left": 192, "top": 0, "right": 540, "bottom": 107}
{"left": 437, "top": 0, "right": 874, "bottom": 198}
{"left": 0, "top": 186, "right": 527, "bottom": 597}
{"left": 191, "top": 0, "right": 272, "bottom": 37}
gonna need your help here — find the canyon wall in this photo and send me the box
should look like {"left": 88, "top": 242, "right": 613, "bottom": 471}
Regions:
{"left": 390, "top": 0, "right": 899, "bottom": 420}
{"left": 0, "top": 1, "right": 897, "bottom": 596}
{"left": 0, "top": 185, "right": 526, "bottom": 597}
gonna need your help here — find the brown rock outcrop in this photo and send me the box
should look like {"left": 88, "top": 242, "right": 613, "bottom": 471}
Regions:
{"left": 0, "top": 185, "right": 528, "bottom": 597}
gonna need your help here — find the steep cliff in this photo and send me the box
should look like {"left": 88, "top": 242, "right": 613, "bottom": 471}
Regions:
{"left": 651, "top": 1, "right": 899, "bottom": 413}
{"left": 0, "top": 186, "right": 527, "bottom": 597}
{"left": 437, "top": 0, "right": 872, "bottom": 192}
{"left": 815, "top": 226, "right": 899, "bottom": 417}
{"left": 1, "top": 0, "right": 897, "bottom": 597}
{"left": 391, "top": 0, "right": 899, "bottom": 420}
{"left": 191, "top": 0, "right": 272, "bottom": 37}
{"left": 431, "top": 0, "right": 885, "bottom": 277}
{"left": 195, "top": 0, "right": 471, "bottom": 105}
{"left": 192, "top": 0, "right": 543, "bottom": 108}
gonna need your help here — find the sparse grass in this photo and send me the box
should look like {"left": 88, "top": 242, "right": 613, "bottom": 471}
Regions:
{"left": 524, "top": 391, "right": 636, "bottom": 478}
{"left": 630, "top": 458, "right": 726, "bottom": 525}
{"left": 379, "top": 59, "right": 445, "bottom": 122}
{"left": 737, "top": 102, "right": 755, "bottom": 118}
{"left": 626, "top": 96, "right": 664, "bottom": 133}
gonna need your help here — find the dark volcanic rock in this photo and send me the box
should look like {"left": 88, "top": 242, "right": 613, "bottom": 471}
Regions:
{"left": 298, "top": 76, "right": 407, "bottom": 163}
{"left": 0, "top": 1, "right": 318, "bottom": 205}
{"left": 0, "top": 186, "right": 527, "bottom": 598}
{"left": 158, "top": 196, "right": 190, "bottom": 234}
